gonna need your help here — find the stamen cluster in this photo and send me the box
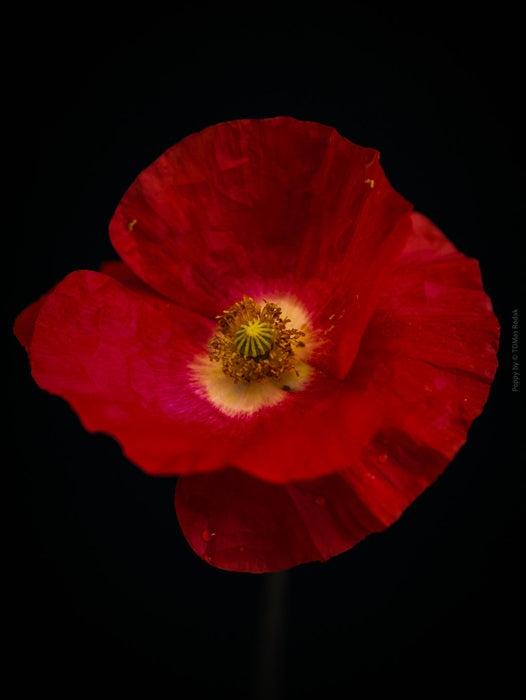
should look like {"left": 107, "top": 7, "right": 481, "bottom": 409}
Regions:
{"left": 208, "top": 296, "right": 305, "bottom": 383}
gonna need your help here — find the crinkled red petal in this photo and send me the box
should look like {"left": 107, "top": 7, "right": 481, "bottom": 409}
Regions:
{"left": 14, "top": 262, "right": 162, "bottom": 355}
{"left": 24, "top": 269, "right": 381, "bottom": 482}
{"left": 174, "top": 212, "right": 499, "bottom": 572}
{"left": 348, "top": 212, "right": 499, "bottom": 460}
{"left": 14, "top": 294, "right": 50, "bottom": 353}
{"left": 98, "top": 259, "right": 183, "bottom": 325}
{"left": 175, "top": 425, "right": 448, "bottom": 573}
{"left": 27, "top": 269, "right": 223, "bottom": 476}
{"left": 175, "top": 467, "right": 382, "bottom": 573}
{"left": 109, "top": 117, "right": 413, "bottom": 379}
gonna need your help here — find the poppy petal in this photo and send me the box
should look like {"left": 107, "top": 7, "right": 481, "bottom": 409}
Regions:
{"left": 109, "top": 117, "right": 413, "bottom": 379}
{"left": 14, "top": 293, "right": 50, "bottom": 353}
{"left": 13, "top": 261, "right": 166, "bottom": 355}
{"left": 174, "top": 427, "right": 445, "bottom": 573}
{"left": 174, "top": 467, "right": 379, "bottom": 573}
{"left": 25, "top": 269, "right": 380, "bottom": 483}
{"left": 98, "top": 259, "right": 184, "bottom": 325}
{"left": 347, "top": 211, "right": 499, "bottom": 461}
{"left": 28, "top": 269, "right": 223, "bottom": 476}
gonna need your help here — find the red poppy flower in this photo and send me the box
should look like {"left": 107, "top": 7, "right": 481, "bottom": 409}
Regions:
{"left": 15, "top": 117, "right": 499, "bottom": 573}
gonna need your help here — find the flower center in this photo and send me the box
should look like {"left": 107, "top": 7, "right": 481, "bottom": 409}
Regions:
{"left": 235, "top": 321, "right": 273, "bottom": 357}
{"left": 208, "top": 296, "right": 305, "bottom": 383}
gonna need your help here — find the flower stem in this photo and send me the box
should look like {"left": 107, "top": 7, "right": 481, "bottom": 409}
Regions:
{"left": 253, "top": 570, "right": 289, "bottom": 700}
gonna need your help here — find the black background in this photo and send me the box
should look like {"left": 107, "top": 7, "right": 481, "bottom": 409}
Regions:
{"left": 7, "top": 2, "right": 524, "bottom": 697}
